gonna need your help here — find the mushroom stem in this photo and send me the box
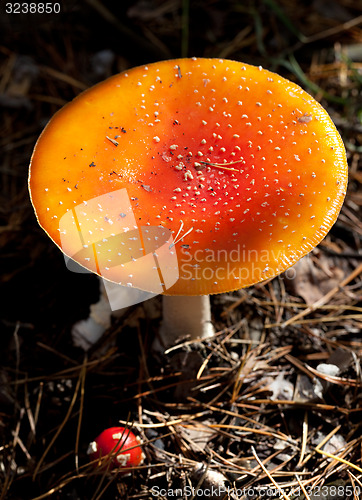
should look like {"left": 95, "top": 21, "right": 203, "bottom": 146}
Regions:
{"left": 158, "top": 295, "right": 214, "bottom": 348}
{"left": 71, "top": 278, "right": 128, "bottom": 351}
{"left": 71, "top": 280, "right": 113, "bottom": 350}
{"left": 72, "top": 283, "right": 214, "bottom": 352}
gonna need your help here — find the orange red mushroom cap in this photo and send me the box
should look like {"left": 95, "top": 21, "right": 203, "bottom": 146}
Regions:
{"left": 28, "top": 58, "right": 348, "bottom": 295}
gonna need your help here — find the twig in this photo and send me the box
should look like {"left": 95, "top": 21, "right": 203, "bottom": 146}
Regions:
{"left": 280, "top": 262, "right": 362, "bottom": 328}
{"left": 297, "top": 411, "right": 308, "bottom": 466}
{"left": 32, "top": 366, "right": 83, "bottom": 480}
{"left": 75, "top": 354, "right": 88, "bottom": 473}
{"left": 315, "top": 448, "right": 362, "bottom": 475}
{"left": 295, "top": 474, "right": 311, "bottom": 500}
{"left": 251, "top": 446, "right": 291, "bottom": 500}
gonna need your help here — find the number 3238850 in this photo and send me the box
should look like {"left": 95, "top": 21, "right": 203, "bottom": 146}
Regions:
{"left": 5, "top": 3, "right": 61, "bottom": 14}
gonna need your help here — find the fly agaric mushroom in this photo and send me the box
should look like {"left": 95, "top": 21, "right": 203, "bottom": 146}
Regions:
{"left": 88, "top": 426, "right": 144, "bottom": 470}
{"left": 28, "top": 58, "right": 348, "bottom": 348}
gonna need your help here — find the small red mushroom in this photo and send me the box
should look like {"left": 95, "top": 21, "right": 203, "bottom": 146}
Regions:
{"left": 87, "top": 426, "right": 144, "bottom": 470}
{"left": 28, "top": 58, "right": 348, "bottom": 348}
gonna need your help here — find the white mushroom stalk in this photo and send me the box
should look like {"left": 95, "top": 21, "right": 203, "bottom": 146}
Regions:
{"left": 159, "top": 295, "right": 214, "bottom": 349}
{"left": 71, "top": 278, "right": 214, "bottom": 352}
{"left": 71, "top": 279, "right": 114, "bottom": 351}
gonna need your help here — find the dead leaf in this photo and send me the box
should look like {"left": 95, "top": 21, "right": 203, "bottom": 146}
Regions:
{"left": 284, "top": 254, "right": 345, "bottom": 305}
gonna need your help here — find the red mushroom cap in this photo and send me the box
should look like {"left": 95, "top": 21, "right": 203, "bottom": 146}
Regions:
{"left": 28, "top": 58, "right": 348, "bottom": 295}
{"left": 87, "top": 426, "right": 144, "bottom": 470}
